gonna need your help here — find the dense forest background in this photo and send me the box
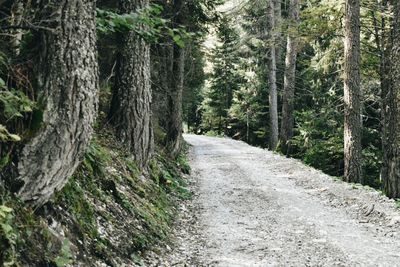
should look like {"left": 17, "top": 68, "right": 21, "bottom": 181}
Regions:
{"left": 189, "top": 0, "right": 400, "bottom": 194}
{"left": 1, "top": 0, "right": 400, "bottom": 265}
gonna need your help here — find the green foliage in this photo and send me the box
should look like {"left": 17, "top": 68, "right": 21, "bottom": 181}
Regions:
{"left": 201, "top": 16, "right": 244, "bottom": 135}
{"left": 83, "top": 139, "right": 110, "bottom": 175}
{"left": 229, "top": 70, "right": 267, "bottom": 143}
{"left": 188, "top": 0, "right": 384, "bottom": 189}
{"left": 54, "top": 239, "right": 73, "bottom": 267}
{"left": 0, "top": 78, "right": 35, "bottom": 142}
{"left": 97, "top": 5, "right": 164, "bottom": 36}
{"left": 290, "top": 109, "right": 344, "bottom": 177}
{"left": 54, "top": 133, "right": 191, "bottom": 263}
{"left": 151, "top": 153, "right": 192, "bottom": 201}
{"left": 0, "top": 89, "right": 34, "bottom": 122}
{"left": 56, "top": 179, "right": 98, "bottom": 238}
{"left": 0, "top": 188, "right": 68, "bottom": 266}
{"left": 362, "top": 141, "right": 381, "bottom": 187}
{"left": 97, "top": 5, "right": 194, "bottom": 47}
{"left": 183, "top": 45, "right": 206, "bottom": 133}
{"left": 204, "top": 130, "right": 224, "bottom": 137}
{"left": 0, "top": 125, "right": 21, "bottom": 142}
{"left": 176, "top": 153, "right": 191, "bottom": 175}
{"left": 0, "top": 205, "right": 17, "bottom": 266}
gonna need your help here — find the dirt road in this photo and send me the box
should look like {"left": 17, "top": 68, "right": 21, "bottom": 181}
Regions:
{"left": 146, "top": 134, "right": 400, "bottom": 266}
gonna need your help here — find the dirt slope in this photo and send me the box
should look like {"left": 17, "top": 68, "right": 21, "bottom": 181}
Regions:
{"left": 146, "top": 134, "right": 400, "bottom": 266}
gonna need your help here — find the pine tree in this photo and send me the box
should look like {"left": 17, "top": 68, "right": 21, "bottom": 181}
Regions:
{"left": 201, "top": 17, "right": 241, "bottom": 135}
{"left": 267, "top": 0, "right": 279, "bottom": 150}
{"left": 280, "top": 0, "right": 300, "bottom": 155}
{"left": 109, "top": 0, "right": 154, "bottom": 169}
{"left": 343, "top": 0, "right": 363, "bottom": 183}
{"left": 384, "top": 0, "right": 400, "bottom": 197}
{"left": 377, "top": 0, "right": 394, "bottom": 193}
{"left": 166, "top": 0, "right": 186, "bottom": 157}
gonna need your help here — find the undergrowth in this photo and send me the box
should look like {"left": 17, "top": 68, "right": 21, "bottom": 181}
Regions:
{"left": 0, "top": 131, "right": 191, "bottom": 266}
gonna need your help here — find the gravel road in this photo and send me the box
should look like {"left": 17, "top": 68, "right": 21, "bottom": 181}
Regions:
{"left": 145, "top": 134, "right": 400, "bottom": 266}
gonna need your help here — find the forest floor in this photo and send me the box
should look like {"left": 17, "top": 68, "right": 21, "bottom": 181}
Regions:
{"left": 144, "top": 134, "right": 400, "bottom": 266}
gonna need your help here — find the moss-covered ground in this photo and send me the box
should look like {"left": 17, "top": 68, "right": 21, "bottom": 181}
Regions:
{"left": 0, "top": 129, "right": 191, "bottom": 266}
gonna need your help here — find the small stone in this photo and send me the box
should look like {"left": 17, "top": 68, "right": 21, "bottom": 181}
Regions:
{"left": 389, "top": 216, "right": 400, "bottom": 226}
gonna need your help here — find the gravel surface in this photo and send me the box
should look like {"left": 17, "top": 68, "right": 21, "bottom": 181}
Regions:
{"left": 145, "top": 134, "right": 400, "bottom": 266}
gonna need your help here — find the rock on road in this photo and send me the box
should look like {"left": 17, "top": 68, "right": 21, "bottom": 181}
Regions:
{"left": 145, "top": 134, "right": 400, "bottom": 266}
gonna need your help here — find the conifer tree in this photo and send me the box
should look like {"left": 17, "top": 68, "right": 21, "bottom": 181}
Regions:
{"left": 109, "top": 0, "right": 154, "bottom": 169}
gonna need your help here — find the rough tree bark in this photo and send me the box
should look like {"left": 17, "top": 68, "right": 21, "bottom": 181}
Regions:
{"left": 109, "top": 0, "right": 154, "bottom": 168}
{"left": 384, "top": 0, "right": 400, "bottom": 198}
{"left": 267, "top": 0, "right": 279, "bottom": 150}
{"left": 375, "top": 0, "right": 392, "bottom": 189}
{"left": 166, "top": 45, "right": 185, "bottom": 157}
{"left": 166, "top": 0, "right": 185, "bottom": 157}
{"left": 274, "top": 0, "right": 282, "bottom": 67}
{"left": 280, "top": 0, "right": 299, "bottom": 155}
{"left": 17, "top": 0, "right": 98, "bottom": 206}
{"left": 343, "top": 0, "right": 363, "bottom": 183}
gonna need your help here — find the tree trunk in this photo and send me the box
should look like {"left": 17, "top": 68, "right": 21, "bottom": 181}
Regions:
{"left": 167, "top": 46, "right": 185, "bottom": 157}
{"left": 17, "top": 0, "right": 98, "bottom": 206}
{"left": 166, "top": 0, "right": 185, "bottom": 157}
{"left": 376, "top": 0, "right": 392, "bottom": 190}
{"left": 274, "top": 0, "right": 283, "bottom": 68}
{"left": 280, "top": 0, "right": 299, "bottom": 155}
{"left": 380, "top": 47, "right": 391, "bottom": 185}
{"left": 267, "top": 0, "right": 279, "bottom": 150}
{"left": 343, "top": 0, "right": 363, "bottom": 183}
{"left": 9, "top": 0, "right": 24, "bottom": 57}
{"left": 385, "top": 0, "right": 400, "bottom": 198}
{"left": 109, "top": 0, "right": 154, "bottom": 169}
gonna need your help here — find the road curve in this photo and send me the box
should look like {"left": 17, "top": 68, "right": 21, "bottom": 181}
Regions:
{"left": 182, "top": 134, "right": 400, "bottom": 267}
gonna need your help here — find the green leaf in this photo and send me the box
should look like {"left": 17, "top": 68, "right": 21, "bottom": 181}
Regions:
{"left": 1, "top": 223, "right": 13, "bottom": 234}
{"left": 173, "top": 35, "right": 185, "bottom": 48}
{"left": 0, "top": 205, "right": 13, "bottom": 213}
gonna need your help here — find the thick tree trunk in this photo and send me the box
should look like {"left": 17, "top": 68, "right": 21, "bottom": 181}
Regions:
{"left": 267, "top": 0, "right": 279, "bottom": 150}
{"left": 343, "top": 0, "right": 363, "bottom": 183}
{"left": 109, "top": 0, "right": 154, "bottom": 169}
{"left": 280, "top": 0, "right": 299, "bottom": 155}
{"left": 166, "top": 0, "right": 185, "bottom": 157}
{"left": 17, "top": 0, "right": 98, "bottom": 206}
{"left": 385, "top": 1, "right": 400, "bottom": 198}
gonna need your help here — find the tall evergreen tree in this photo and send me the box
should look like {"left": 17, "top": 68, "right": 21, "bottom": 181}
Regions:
{"left": 201, "top": 17, "right": 241, "bottom": 135}
{"left": 343, "top": 0, "right": 363, "bottom": 183}
{"left": 166, "top": 0, "right": 186, "bottom": 157}
{"left": 377, "top": 0, "right": 394, "bottom": 193}
{"left": 267, "top": 0, "right": 279, "bottom": 150}
{"left": 384, "top": 0, "right": 400, "bottom": 197}
{"left": 274, "top": 0, "right": 283, "bottom": 68}
{"left": 109, "top": 0, "right": 154, "bottom": 169}
{"left": 280, "top": 0, "right": 300, "bottom": 155}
